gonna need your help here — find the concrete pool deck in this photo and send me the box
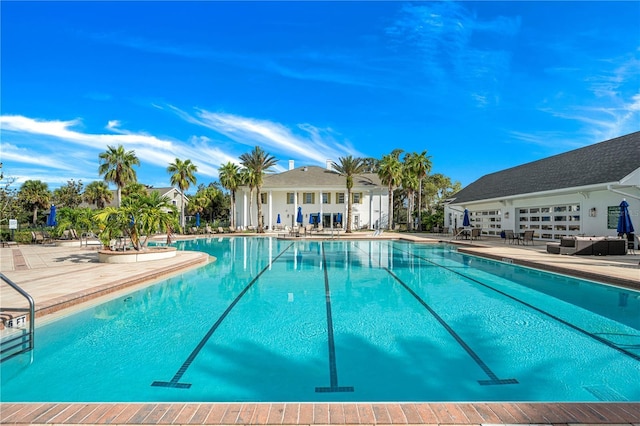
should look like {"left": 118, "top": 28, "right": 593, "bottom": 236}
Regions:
{"left": 1, "top": 233, "right": 639, "bottom": 425}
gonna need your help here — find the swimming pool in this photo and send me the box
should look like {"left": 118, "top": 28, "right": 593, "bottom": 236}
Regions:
{"left": 1, "top": 237, "right": 639, "bottom": 402}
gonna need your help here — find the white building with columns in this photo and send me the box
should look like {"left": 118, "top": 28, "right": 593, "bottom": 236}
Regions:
{"left": 234, "top": 160, "right": 389, "bottom": 231}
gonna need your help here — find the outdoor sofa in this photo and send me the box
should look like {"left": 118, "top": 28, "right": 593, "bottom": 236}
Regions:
{"left": 546, "top": 236, "right": 627, "bottom": 256}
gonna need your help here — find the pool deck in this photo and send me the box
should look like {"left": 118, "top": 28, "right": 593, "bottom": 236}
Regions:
{"left": 1, "top": 232, "right": 639, "bottom": 425}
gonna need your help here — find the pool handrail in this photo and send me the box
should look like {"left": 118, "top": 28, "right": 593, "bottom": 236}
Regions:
{"left": 0, "top": 273, "right": 35, "bottom": 362}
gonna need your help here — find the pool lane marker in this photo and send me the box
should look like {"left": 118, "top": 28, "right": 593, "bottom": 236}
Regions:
{"left": 315, "top": 241, "right": 354, "bottom": 393}
{"left": 403, "top": 246, "right": 640, "bottom": 363}
{"left": 357, "top": 242, "right": 517, "bottom": 386}
{"left": 152, "top": 242, "right": 294, "bottom": 389}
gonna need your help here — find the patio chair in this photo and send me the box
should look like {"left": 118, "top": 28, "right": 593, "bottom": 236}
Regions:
{"left": 627, "top": 233, "right": 636, "bottom": 254}
{"left": 217, "top": 227, "right": 225, "bottom": 234}
{"left": 504, "top": 230, "right": 516, "bottom": 244}
{"left": 31, "top": 232, "right": 43, "bottom": 244}
{"left": 522, "top": 230, "right": 535, "bottom": 245}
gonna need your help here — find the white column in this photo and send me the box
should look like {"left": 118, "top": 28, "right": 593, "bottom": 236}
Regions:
{"left": 268, "top": 190, "right": 273, "bottom": 230}
{"left": 369, "top": 190, "right": 374, "bottom": 230}
{"left": 294, "top": 191, "right": 298, "bottom": 227}
{"left": 318, "top": 190, "right": 323, "bottom": 226}
{"left": 242, "top": 191, "right": 248, "bottom": 229}
{"left": 344, "top": 191, "right": 348, "bottom": 230}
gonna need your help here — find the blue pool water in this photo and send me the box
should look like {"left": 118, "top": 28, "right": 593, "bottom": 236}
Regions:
{"left": 1, "top": 238, "right": 639, "bottom": 402}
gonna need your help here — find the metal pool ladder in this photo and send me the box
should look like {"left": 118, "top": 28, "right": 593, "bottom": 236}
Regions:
{"left": 0, "top": 273, "right": 35, "bottom": 362}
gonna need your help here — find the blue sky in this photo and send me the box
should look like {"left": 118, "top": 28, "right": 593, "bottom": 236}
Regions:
{"left": 2, "top": 1, "right": 639, "bottom": 191}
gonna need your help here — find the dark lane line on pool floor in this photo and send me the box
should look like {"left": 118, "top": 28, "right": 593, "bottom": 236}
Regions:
{"left": 397, "top": 245, "right": 640, "bottom": 363}
{"left": 151, "top": 242, "right": 295, "bottom": 389}
{"left": 355, "top": 243, "right": 518, "bottom": 386}
{"left": 315, "top": 241, "right": 354, "bottom": 393}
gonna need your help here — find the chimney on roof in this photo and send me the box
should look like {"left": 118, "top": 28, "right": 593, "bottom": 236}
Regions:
{"left": 289, "top": 160, "right": 294, "bottom": 170}
{"left": 326, "top": 159, "right": 332, "bottom": 170}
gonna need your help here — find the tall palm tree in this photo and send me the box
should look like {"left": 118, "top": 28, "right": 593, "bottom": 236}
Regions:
{"left": 378, "top": 149, "right": 404, "bottom": 230}
{"left": 83, "top": 181, "right": 113, "bottom": 208}
{"left": 406, "top": 151, "right": 432, "bottom": 231}
{"left": 98, "top": 145, "right": 140, "bottom": 208}
{"left": 167, "top": 158, "right": 198, "bottom": 229}
{"left": 332, "top": 155, "right": 366, "bottom": 233}
{"left": 401, "top": 155, "right": 419, "bottom": 231}
{"left": 218, "top": 162, "right": 242, "bottom": 230}
{"left": 239, "top": 146, "right": 278, "bottom": 233}
{"left": 18, "top": 180, "right": 51, "bottom": 225}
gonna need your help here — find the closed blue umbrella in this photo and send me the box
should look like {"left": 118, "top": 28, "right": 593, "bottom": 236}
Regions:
{"left": 336, "top": 212, "right": 342, "bottom": 224}
{"left": 309, "top": 214, "right": 315, "bottom": 225}
{"left": 277, "top": 213, "right": 281, "bottom": 224}
{"left": 617, "top": 200, "right": 635, "bottom": 234}
{"left": 296, "top": 207, "right": 303, "bottom": 224}
{"left": 462, "top": 209, "right": 471, "bottom": 227}
{"left": 195, "top": 212, "right": 200, "bottom": 227}
{"left": 47, "top": 205, "right": 57, "bottom": 227}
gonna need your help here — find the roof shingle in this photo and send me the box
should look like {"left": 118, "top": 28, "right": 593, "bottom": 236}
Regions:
{"left": 451, "top": 131, "right": 640, "bottom": 204}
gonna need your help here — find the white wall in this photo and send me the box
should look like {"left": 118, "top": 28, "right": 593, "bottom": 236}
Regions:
{"left": 446, "top": 187, "right": 640, "bottom": 240}
{"left": 236, "top": 189, "right": 388, "bottom": 230}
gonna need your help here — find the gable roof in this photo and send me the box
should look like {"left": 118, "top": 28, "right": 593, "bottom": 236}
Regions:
{"left": 258, "top": 165, "right": 384, "bottom": 189}
{"left": 451, "top": 131, "right": 640, "bottom": 204}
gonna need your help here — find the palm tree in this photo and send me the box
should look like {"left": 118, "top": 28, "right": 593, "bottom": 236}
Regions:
{"left": 239, "top": 146, "right": 278, "bottom": 233}
{"left": 94, "top": 191, "right": 178, "bottom": 251}
{"left": 18, "top": 180, "right": 51, "bottom": 225}
{"left": 122, "top": 182, "right": 148, "bottom": 199}
{"left": 218, "top": 162, "right": 242, "bottom": 229}
{"left": 378, "top": 149, "right": 404, "bottom": 230}
{"left": 406, "top": 151, "right": 432, "bottom": 231}
{"left": 98, "top": 145, "right": 140, "bottom": 208}
{"left": 401, "top": 155, "right": 419, "bottom": 231}
{"left": 83, "top": 181, "right": 113, "bottom": 208}
{"left": 167, "top": 158, "right": 198, "bottom": 230}
{"left": 332, "top": 155, "right": 366, "bottom": 233}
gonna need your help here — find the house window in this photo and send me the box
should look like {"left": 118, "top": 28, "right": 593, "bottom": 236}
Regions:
{"left": 260, "top": 193, "right": 267, "bottom": 204}
{"left": 303, "top": 193, "right": 315, "bottom": 204}
{"left": 468, "top": 209, "right": 501, "bottom": 236}
{"left": 518, "top": 204, "right": 581, "bottom": 239}
{"left": 286, "top": 192, "right": 294, "bottom": 204}
{"left": 352, "top": 192, "right": 363, "bottom": 204}
{"left": 322, "top": 192, "right": 331, "bottom": 204}
{"left": 336, "top": 193, "right": 345, "bottom": 204}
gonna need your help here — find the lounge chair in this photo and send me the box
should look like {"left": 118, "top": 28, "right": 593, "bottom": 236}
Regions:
{"left": 304, "top": 225, "right": 313, "bottom": 236}
{"left": 217, "top": 227, "right": 225, "bottom": 234}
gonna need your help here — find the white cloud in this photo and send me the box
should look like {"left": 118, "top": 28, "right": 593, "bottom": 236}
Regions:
{"left": 0, "top": 115, "right": 174, "bottom": 150}
{"left": 172, "top": 107, "right": 364, "bottom": 169}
